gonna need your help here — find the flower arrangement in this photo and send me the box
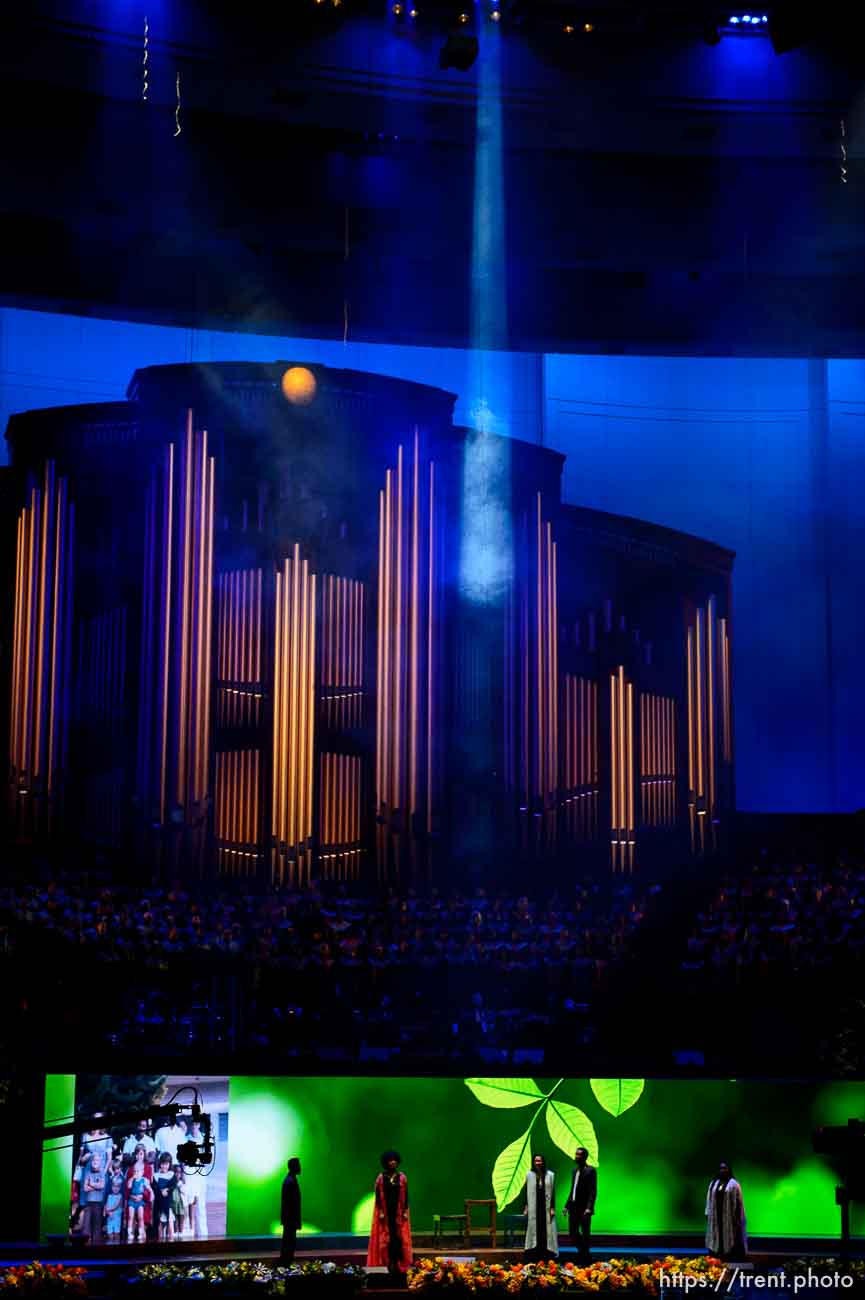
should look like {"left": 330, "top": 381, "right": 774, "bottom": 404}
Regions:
{"left": 407, "top": 1257, "right": 726, "bottom": 1295}
{"left": 784, "top": 1260, "right": 865, "bottom": 1287}
{"left": 0, "top": 1262, "right": 88, "bottom": 1294}
{"left": 130, "top": 1260, "right": 365, "bottom": 1291}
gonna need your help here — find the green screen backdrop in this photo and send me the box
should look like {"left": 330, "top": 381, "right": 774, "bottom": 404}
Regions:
{"left": 42, "top": 1075, "right": 865, "bottom": 1240}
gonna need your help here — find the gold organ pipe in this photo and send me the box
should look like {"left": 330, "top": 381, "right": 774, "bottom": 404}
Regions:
{"left": 376, "top": 491, "right": 385, "bottom": 805}
{"left": 627, "top": 681, "right": 634, "bottom": 836}
{"left": 275, "top": 567, "right": 285, "bottom": 863}
{"left": 342, "top": 753, "right": 348, "bottom": 847}
{"left": 196, "top": 436, "right": 207, "bottom": 801}
{"left": 10, "top": 515, "right": 23, "bottom": 772}
{"left": 545, "top": 526, "right": 553, "bottom": 799}
{"left": 382, "top": 471, "right": 392, "bottom": 809}
{"left": 176, "top": 415, "right": 192, "bottom": 805}
{"left": 203, "top": 452, "right": 215, "bottom": 800}
{"left": 536, "top": 495, "right": 543, "bottom": 802}
{"left": 553, "top": 542, "right": 558, "bottom": 797}
{"left": 191, "top": 438, "right": 201, "bottom": 798}
{"left": 618, "top": 668, "right": 626, "bottom": 836}
{"left": 306, "top": 573, "right": 317, "bottom": 848}
{"left": 253, "top": 749, "right": 259, "bottom": 852}
{"left": 45, "top": 480, "right": 60, "bottom": 791}
{"left": 686, "top": 626, "right": 695, "bottom": 799}
{"left": 409, "top": 432, "right": 420, "bottom": 818}
{"left": 21, "top": 489, "right": 37, "bottom": 775}
{"left": 288, "top": 545, "right": 300, "bottom": 849}
{"left": 271, "top": 572, "right": 281, "bottom": 854}
{"left": 547, "top": 528, "right": 556, "bottom": 802}
{"left": 565, "top": 676, "right": 571, "bottom": 789}
{"left": 359, "top": 577, "right": 365, "bottom": 692}
{"left": 393, "top": 447, "right": 404, "bottom": 813}
{"left": 695, "top": 608, "right": 704, "bottom": 799}
{"left": 218, "top": 575, "right": 224, "bottom": 681}
{"left": 707, "top": 596, "right": 716, "bottom": 816}
{"left": 297, "top": 556, "right": 310, "bottom": 847}
{"left": 610, "top": 673, "right": 618, "bottom": 832}
{"left": 158, "top": 447, "right": 173, "bottom": 822}
{"left": 427, "top": 462, "right": 435, "bottom": 834}
{"left": 32, "top": 465, "right": 51, "bottom": 781}
{"left": 255, "top": 568, "right": 262, "bottom": 683}
{"left": 346, "top": 579, "right": 352, "bottom": 692}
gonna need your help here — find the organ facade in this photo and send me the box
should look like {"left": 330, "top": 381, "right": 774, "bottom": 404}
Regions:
{"left": 3, "top": 362, "right": 734, "bottom": 880}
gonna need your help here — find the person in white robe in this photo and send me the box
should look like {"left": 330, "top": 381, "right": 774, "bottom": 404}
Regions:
{"left": 523, "top": 1154, "right": 558, "bottom": 1261}
{"left": 705, "top": 1161, "right": 747, "bottom": 1260}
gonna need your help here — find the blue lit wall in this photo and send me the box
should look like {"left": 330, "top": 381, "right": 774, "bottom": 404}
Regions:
{"left": 1, "top": 307, "right": 862, "bottom": 813}
{"left": 544, "top": 354, "right": 864, "bottom": 815}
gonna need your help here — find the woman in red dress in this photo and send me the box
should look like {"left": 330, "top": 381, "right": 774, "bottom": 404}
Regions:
{"left": 367, "top": 1150, "right": 413, "bottom": 1278}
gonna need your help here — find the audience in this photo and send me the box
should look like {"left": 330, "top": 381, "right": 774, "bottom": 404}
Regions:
{"left": 3, "top": 851, "right": 862, "bottom": 1068}
{"left": 0, "top": 874, "right": 655, "bottom": 1058}
{"left": 680, "top": 857, "right": 865, "bottom": 984}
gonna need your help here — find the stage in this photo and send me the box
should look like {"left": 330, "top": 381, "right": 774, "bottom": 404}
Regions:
{"left": 1, "top": 1232, "right": 858, "bottom": 1266}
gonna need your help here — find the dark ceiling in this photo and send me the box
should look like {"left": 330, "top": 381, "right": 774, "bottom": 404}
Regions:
{"left": 2, "top": 2, "right": 865, "bottom": 354}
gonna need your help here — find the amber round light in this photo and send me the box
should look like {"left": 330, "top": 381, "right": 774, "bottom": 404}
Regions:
{"left": 281, "top": 367, "right": 318, "bottom": 406}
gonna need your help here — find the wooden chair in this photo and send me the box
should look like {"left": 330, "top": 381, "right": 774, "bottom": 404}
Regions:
{"left": 464, "top": 1198, "right": 497, "bottom": 1247}
{"left": 432, "top": 1212, "right": 467, "bottom": 1245}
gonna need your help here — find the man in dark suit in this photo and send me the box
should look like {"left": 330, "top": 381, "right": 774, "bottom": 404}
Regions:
{"left": 563, "top": 1146, "right": 596, "bottom": 1265}
{"left": 280, "top": 1157, "right": 302, "bottom": 1263}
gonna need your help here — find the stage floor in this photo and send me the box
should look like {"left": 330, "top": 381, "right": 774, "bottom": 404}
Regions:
{"left": 1, "top": 1234, "right": 859, "bottom": 1268}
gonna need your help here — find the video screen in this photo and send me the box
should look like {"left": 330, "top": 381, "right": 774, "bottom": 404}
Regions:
{"left": 43, "top": 1075, "right": 228, "bottom": 1245}
{"left": 41, "top": 1076, "right": 865, "bottom": 1243}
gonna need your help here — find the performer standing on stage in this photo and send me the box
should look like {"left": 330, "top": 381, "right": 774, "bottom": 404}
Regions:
{"left": 367, "top": 1149, "right": 413, "bottom": 1278}
{"left": 705, "top": 1161, "right": 747, "bottom": 1260}
{"left": 280, "top": 1158, "right": 302, "bottom": 1263}
{"left": 523, "top": 1153, "right": 558, "bottom": 1261}
{"left": 563, "top": 1146, "right": 596, "bottom": 1265}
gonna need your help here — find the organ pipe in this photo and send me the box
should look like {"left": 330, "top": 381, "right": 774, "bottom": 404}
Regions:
{"left": 216, "top": 569, "right": 264, "bottom": 727}
{"left": 272, "top": 542, "right": 317, "bottom": 884}
{"left": 639, "top": 692, "right": 676, "bottom": 827}
{"left": 375, "top": 429, "right": 438, "bottom": 873}
{"left": 610, "top": 665, "right": 635, "bottom": 870}
{"left": 9, "top": 461, "right": 74, "bottom": 818}
{"left": 687, "top": 596, "right": 731, "bottom": 852}
{"left": 136, "top": 412, "right": 214, "bottom": 832}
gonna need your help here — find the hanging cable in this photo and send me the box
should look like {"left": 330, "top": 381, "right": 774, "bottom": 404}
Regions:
{"left": 142, "top": 15, "right": 149, "bottom": 101}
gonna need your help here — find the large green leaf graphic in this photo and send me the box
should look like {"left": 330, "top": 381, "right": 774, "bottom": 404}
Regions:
{"left": 491, "top": 1126, "right": 534, "bottom": 1211}
{"left": 545, "top": 1101, "right": 599, "bottom": 1166}
{"left": 465, "top": 1078, "right": 544, "bottom": 1108}
{"left": 589, "top": 1078, "right": 645, "bottom": 1117}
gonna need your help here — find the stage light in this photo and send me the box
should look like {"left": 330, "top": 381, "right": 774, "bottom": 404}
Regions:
{"left": 409, "top": 6, "right": 418, "bottom": 14}
{"left": 490, "top": 8, "right": 501, "bottom": 20}
{"left": 563, "top": 23, "right": 575, "bottom": 33}
{"left": 281, "top": 366, "right": 317, "bottom": 406}
{"left": 393, "top": 2, "right": 403, "bottom": 12}
{"left": 458, "top": 11, "right": 470, "bottom": 23}
{"left": 583, "top": 21, "right": 593, "bottom": 32}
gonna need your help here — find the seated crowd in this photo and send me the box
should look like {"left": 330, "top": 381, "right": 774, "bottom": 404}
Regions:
{"left": 680, "top": 856, "right": 865, "bottom": 983}
{"left": 1, "top": 875, "right": 656, "bottom": 1057}
{"left": 3, "top": 852, "right": 862, "bottom": 1066}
